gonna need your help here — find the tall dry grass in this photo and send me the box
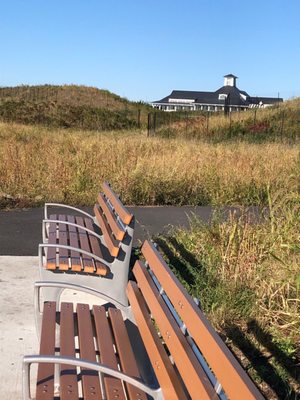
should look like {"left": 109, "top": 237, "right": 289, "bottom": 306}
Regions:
{"left": 0, "top": 122, "right": 299, "bottom": 208}
{"left": 157, "top": 98, "right": 300, "bottom": 143}
{"left": 157, "top": 183, "right": 300, "bottom": 398}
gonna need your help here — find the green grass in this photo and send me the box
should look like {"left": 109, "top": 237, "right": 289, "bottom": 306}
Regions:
{"left": 156, "top": 184, "right": 300, "bottom": 398}
{"left": 0, "top": 84, "right": 152, "bottom": 130}
{"left": 156, "top": 98, "right": 300, "bottom": 143}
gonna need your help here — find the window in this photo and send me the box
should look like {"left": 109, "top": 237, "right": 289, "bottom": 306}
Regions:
{"left": 218, "top": 94, "right": 227, "bottom": 100}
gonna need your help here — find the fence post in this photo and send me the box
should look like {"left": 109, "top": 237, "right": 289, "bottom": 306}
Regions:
{"left": 147, "top": 113, "right": 151, "bottom": 137}
{"left": 153, "top": 112, "right": 156, "bottom": 136}
{"left": 137, "top": 109, "right": 141, "bottom": 129}
{"left": 253, "top": 109, "right": 257, "bottom": 125}
{"left": 206, "top": 111, "right": 210, "bottom": 135}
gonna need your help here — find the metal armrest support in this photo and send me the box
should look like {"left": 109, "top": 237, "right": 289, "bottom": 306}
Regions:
{"left": 34, "top": 281, "right": 133, "bottom": 336}
{"left": 38, "top": 243, "right": 111, "bottom": 270}
{"left": 44, "top": 203, "right": 94, "bottom": 220}
{"left": 23, "top": 355, "right": 163, "bottom": 400}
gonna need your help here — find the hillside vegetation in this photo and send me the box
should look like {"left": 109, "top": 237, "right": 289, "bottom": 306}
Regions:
{"left": 155, "top": 97, "right": 300, "bottom": 143}
{"left": 0, "top": 84, "right": 151, "bottom": 130}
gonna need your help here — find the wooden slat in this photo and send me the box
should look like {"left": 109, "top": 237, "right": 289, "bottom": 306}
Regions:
{"left": 84, "top": 218, "right": 110, "bottom": 276}
{"left": 98, "top": 193, "right": 125, "bottom": 241}
{"left": 102, "top": 182, "right": 133, "bottom": 225}
{"left": 36, "top": 301, "right": 56, "bottom": 400}
{"left": 58, "top": 215, "right": 69, "bottom": 270}
{"left": 108, "top": 307, "right": 148, "bottom": 400}
{"left": 75, "top": 216, "right": 95, "bottom": 274}
{"left": 60, "top": 302, "right": 79, "bottom": 400}
{"left": 127, "top": 282, "right": 189, "bottom": 400}
{"left": 46, "top": 214, "right": 57, "bottom": 270}
{"left": 67, "top": 215, "right": 82, "bottom": 272}
{"left": 76, "top": 303, "right": 102, "bottom": 400}
{"left": 93, "top": 306, "right": 126, "bottom": 400}
{"left": 93, "top": 204, "right": 119, "bottom": 257}
{"left": 142, "top": 240, "right": 263, "bottom": 400}
{"left": 133, "top": 260, "right": 216, "bottom": 399}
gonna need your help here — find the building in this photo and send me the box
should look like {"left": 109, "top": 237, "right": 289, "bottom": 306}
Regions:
{"left": 151, "top": 74, "right": 283, "bottom": 112}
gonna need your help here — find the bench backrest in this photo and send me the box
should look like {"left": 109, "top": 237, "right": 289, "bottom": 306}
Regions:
{"left": 127, "top": 240, "right": 263, "bottom": 400}
{"left": 93, "top": 182, "right": 133, "bottom": 257}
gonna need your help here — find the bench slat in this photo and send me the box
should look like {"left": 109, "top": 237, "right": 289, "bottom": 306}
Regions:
{"left": 93, "top": 204, "right": 119, "bottom": 257}
{"left": 108, "top": 308, "right": 148, "bottom": 400}
{"left": 58, "top": 214, "right": 69, "bottom": 270}
{"left": 102, "top": 181, "right": 133, "bottom": 225}
{"left": 127, "top": 281, "right": 188, "bottom": 400}
{"left": 142, "top": 240, "right": 263, "bottom": 400}
{"left": 46, "top": 214, "right": 58, "bottom": 270}
{"left": 77, "top": 303, "right": 102, "bottom": 400}
{"left": 60, "top": 302, "right": 79, "bottom": 400}
{"left": 98, "top": 193, "right": 125, "bottom": 241}
{"left": 93, "top": 306, "right": 126, "bottom": 400}
{"left": 67, "top": 215, "right": 82, "bottom": 272}
{"left": 133, "top": 260, "right": 217, "bottom": 399}
{"left": 75, "top": 216, "right": 95, "bottom": 274}
{"left": 36, "top": 301, "right": 56, "bottom": 400}
{"left": 84, "top": 218, "right": 109, "bottom": 276}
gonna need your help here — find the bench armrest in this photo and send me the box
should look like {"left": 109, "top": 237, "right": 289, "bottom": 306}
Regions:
{"left": 34, "top": 280, "right": 133, "bottom": 335}
{"left": 23, "top": 355, "right": 163, "bottom": 400}
{"left": 44, "top": 203, "right": 94, "bottom": 220}
{"left": 38, "top": 243, "right": 112, "bottom": 270}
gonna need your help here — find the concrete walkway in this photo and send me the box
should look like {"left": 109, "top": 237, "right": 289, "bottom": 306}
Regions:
{"left": 0, "top": 256, "right": 38, "bottom": 399}
{"left": 0, "top": 256, "right": 115, "bottom": 399}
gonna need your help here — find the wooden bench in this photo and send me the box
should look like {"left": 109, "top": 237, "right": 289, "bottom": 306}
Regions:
{"left": 39, "top": 182, "right": 134, "bottom": 306}
{"left": 24, "top": 240, "right": 263, "bottom": 400}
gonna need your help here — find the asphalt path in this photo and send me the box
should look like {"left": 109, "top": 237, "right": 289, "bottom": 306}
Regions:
{"left": 0, "top": 205, "right": 262, "bottom": 255}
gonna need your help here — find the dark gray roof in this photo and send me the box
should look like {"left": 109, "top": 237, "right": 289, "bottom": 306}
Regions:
{"left": 249, "top": 96, "right": 283, "bottom": 104}
{"left": 224, "top": 74, "right": 238, "bottom": 78}
{"left": 153, "top": 86, "right": 282, "bottom": 106}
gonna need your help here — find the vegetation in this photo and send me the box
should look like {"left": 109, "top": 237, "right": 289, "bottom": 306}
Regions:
{"left": 155, "top": 98, "right": 300, "bottom": 143}
{"left": 0, "top": 85, "right": 151, "bottom": 130}
{"left": 0, "top": 122, "right": 298, "bottom": 208}
{"left": 156, "top": 184, "right": 300, "bottom": 398}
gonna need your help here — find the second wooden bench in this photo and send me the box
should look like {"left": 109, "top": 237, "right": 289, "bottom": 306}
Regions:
{"left": 40, "top": 182, "right": 134, "bottom": 306}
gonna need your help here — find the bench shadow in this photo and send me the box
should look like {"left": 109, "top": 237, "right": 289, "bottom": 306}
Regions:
{"left": 223, "top": 322, "right": 300, "bottom": 399}
{"left": 154, "top": 237, "right": 198, "bottom": 287}
{"left": 247, "top": 319, "right": 300, "bottom": 385}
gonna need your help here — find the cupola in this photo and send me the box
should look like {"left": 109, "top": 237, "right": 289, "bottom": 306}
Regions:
{"left": 224, "top": 74, "right": 238, "bottom": 87}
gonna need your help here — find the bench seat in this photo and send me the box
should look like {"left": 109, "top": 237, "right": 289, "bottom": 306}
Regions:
{"left": 39, "top": 182, "right": 134, "bottom": 306}
{"left": 24, "top": 241, "right": 263, "bottom": 400}
{"left": 33, "top": 301, "right": 151, "bottom": 400}
{"left": 45, "top": 214, "right": 110, "bottom": 276}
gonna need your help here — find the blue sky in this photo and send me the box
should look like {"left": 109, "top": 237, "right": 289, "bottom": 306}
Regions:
{"left": 0, "top": 0, "right": 299, "bottom": 101}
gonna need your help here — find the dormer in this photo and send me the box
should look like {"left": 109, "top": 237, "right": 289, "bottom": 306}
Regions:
{"left": 224, "top": 74, "right": 237, "bottom": 87}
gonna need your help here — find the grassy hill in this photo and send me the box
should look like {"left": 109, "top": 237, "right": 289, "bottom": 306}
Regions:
{"left": 155, "top": 97, "right": 300, "bottom": 143}
{"left": 0, "top": 84, "right": 151, "bottom": 130}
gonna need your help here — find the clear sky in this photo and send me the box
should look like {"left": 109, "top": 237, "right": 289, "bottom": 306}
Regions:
{"left": 1, "top": 0, "right": 299, "bottom": 101}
